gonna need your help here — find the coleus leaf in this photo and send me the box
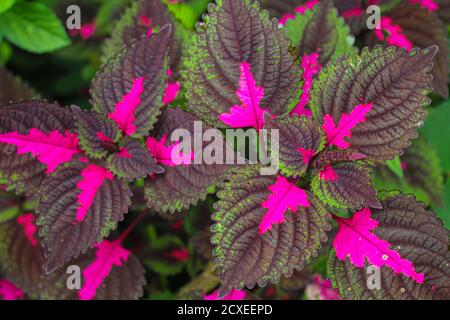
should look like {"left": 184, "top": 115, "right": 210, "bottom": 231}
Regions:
{"left": 0, "top": 217, "right": 145, "bottom": 300}
{"left": 366, "top": 2, "right": 449, "bottom": 98}
{"left": 72, "top": 106, "right": 122, "bottom": 159}
{"left": 0, "top": 68, "right": 40, "bottom": 103}
{"left": 36, "top": 162, "right": 132, "bottom": 273}
{"left": 264, "top": 114, "right": 325, "bottom": 178}
{"left": 183, "top": 0, "right": 301, "bottom": 127}
{"left": 311, "top": 162, "right": 381, "bottom": 210}
{"left": 311, "top": 46, "right": 436, "bottom": 161}
{"left": 108, "top": 137, "right": 164, "bottom": 180}
{"left": 212, "top": 166, "right": 331, "bottom": 296}
{"left": 0, "top": 101, "right": 78, "bottom": 195}
{"left": 285, "top": 0, "right": 356, "bottom": 66}
{"left": 0, "top": 279, "right": 24, "bottom": 300}
{"left": 91, "top": 24, "right": 171, "bottom": 137}
{"left": 328, "top": 193, "right": 450, "bottom": 300}
{"left": 145, "top": 107, "right": 235, "bottom": 213}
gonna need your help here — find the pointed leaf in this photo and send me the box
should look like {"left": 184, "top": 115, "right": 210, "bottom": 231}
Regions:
{"left": 311, "top": 162, "right": 381, "bottom": 210}
{"left": 0, "top": 101, "right": 77, "bottom": 195}
{"left": 285, "top": 0, "right": 356, "bottom": 66}
{"left": 108, "top": 137, "right": 164, "bottom": 180}
{"left": 91, "top": 25, "right": 171, "bottom": 137}
{"left": 264, "top": 115, "right": 325, "bottom": 177}
{"left": 212, "top": 166, "right": 331, "bottom": 296}
{"left": 183, "top": 0, "right": 301, "bottom": 127}
{"left": 72, "top": 106, "right": 122, "bottom": 159}
{"left": 328, "top": 193, "right": 450, "bottom": 300}
{"left": 0, "top": 68, "right": 40, "bottom": 104}
{"left": 36, "top": 162, "right": 132, "bottom": 273}
{"left": 311, "top": 46, "right": 435, "bottom": 161}
{"left": 145, "top": 107, "right": 236, "bottom": 213}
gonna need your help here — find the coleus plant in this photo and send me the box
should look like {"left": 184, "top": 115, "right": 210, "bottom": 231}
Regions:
{"left": 182, "top": 0, "right": 449, "bottom": 299}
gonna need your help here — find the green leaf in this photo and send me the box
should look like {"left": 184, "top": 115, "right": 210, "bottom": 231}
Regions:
{"left": 386, "top": 156, "right": 404, "bottom": 179}
{"left": 285, "top": 0, "right": 356, "bottom": 65}
{"left": 164, "top": 0, "right": 210, "bottom": 30}
{"left": 0, "top": 1, "right": 70, "bottom": 53}
{"left": 436, "top": 178, "right": 450, "bottom": 229}
{"left": 0, "top": 0, "right": 15, "bottom": 14}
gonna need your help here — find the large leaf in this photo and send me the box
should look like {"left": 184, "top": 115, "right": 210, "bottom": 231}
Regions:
{"left": 183, "top": 0, "right": 302, "bottom": 127}
{"left": 145, "top": 107, "right": 236, "bottom": 213}
{"left": 0, "top": 101, "right": 77, "bottom": 195}
{"left": 366, "top": 2, "right": 449, "bottom": 98}
{"left": 311, "top": 162, "right": 381, "bottom": 211}
{"left": 0, "top": 1, "right": 70, "bottom": 53}
{"left": 36, "top": 162, "right": 132, "bottom": 273}
{"left": 212, "top": 166, "right": 331, "bottom": 296}
{"left": 0, "top": 68, "right": 39, "bottom": 103}
{"left": 328, "top": 193, "right": 450, "bottom": 300}
{"left": 311, "top": 46, "right": 436, "bottom": 161}
{"left": 264, "top": 115, "right": 325, "bottom": 178}
{"left": 0, "top": 217, "right": 145, "bottom": 300}
{"left": 285, "top": 0, "right": 356, "bottom": 66}
{"left": 91, "top": 25, "right": 171, "bottom": 137}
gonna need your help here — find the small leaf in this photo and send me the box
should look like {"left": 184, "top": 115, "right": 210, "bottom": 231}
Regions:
{"left": 72, "top": 106, "right": 122, "bottom": 159}
{"left": 311, "top": 46, "right": 435, "bottom": 161}
{"left": 386, "top": 156, "right": 404, "bottom": 179}
{"left": 108, "top": 137, "right": 164, "bottom": 180}
{"left": 0, "top": 101, "right": 77, "bottom": 195}
{"left": 0, "top": 1, "right": 70, "bottom": 53}
{"left": 311, "top": 162, "right": 381, "bottom": 210}
{"left": 92, "top": 25, "right": 171, "bottom": 137}
{"left": 183, "top": 0, "right": 301, "bottom": 127}
{"left": 146, "top": 134, "right": 193, "bottom": 167}
{"left": 36, "top": 162, "right": 132, "bottom": 273}
{"left": 285, "top": 0, "right": 356, "bottom": 65}
{"left": 328, "top": 193, "right": 450, "bottom": 300}
{"left": 0, "top": 68, "right": 40, "bottom": 103}
{"left": 212, "top": 166, "right": 331, "bottom": 296}
{"left": 264, "top": 115, "right": 325, "bottom": 178}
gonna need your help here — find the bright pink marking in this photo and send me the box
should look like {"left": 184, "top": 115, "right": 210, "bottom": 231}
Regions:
{"left": 306, "top": 274, "right": 340, "bottom": 300}
{"left": 139, "top": 16, "right": 152, "bottom": 27}
{"left": 146, "top": 27, "right": 154, "bottom": 38}
{"left": 108, "top": 77, "right": 145, "bottom": 136}
{"left": 279, "top": 0, "right": 319, "bottom": 25}
{"left": 0, "top": 129, "right": 81, "bottom": 173}
{"left": 291, "top": 53, "right": 322, "bottom": 118}
{"left": 75, "top": 164, "right": 113, "bottom": 222}
{"left": 374, "top": 17, "right": 413, "bottom": 51}
{"left": 279, "top": 13, "right": 296, "bottom": 25}
{"left": 341, "top": 8, "right": 364, "bottom": 18}
{"left": 323, "top": 103, "right": 373, "bottom": 149}
{"left": 408, "top": 0, "right": 438, "bottom": 11}
{"left": 204, "top": 289, "right": 246, "bottom": 300}
{"left": 79, "top": 240, "right": 130, "bottom": 300}
{"left": 333, "top": 208, "right": 425, "bottom": 283}
{"left": 0, "top": 279, "right": 24, "bottom": 300}
{"left": 80, "top": 22, "right": 96, "bottom": 40}
{"left": 319, "top": 164, "right": 338, "bottom": 181}
{"left": 117, "top": 147, "right": 132, "bottom": 159}
{"left": 97, "top": 132, "right": 113, "bottom": 142}
{"left": 146, "top": 134, "right": 193, "bottom": 166}
{"left": 259, "top": 176, "right": 310, "bottom": 234}
{"left": 16, "top": 213, "right": 37, "bottom": 247}
{"left": 219, "top": 62, "right": 268, "bottom": 130}
{"left": 401, "top": 161, "right": 407, "bottom": 171}
{"left": 163, "top": 69, "right": 180, "bottom": 105}
{"left": 297, "top": 147, "right": 315, "bottom": 165}
{"left": 169, "top": 248, "right": 190, "bottom": 262}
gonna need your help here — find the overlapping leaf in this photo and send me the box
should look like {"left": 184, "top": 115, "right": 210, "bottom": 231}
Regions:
{"left": 328, "top": 193, "right": 450, "bottom": 300}
{"left": 366, "top": 2, "right": 449, "bottom": 98}
{"left": 264, "top": 115, "right": 325, "bottom": 177}
{"left": 72, "top": 106, "right": 121, "bottom": 159}
{"left": 183, "top": 0, "right": 301, "bottom": 127}
{"left": 36, "top": 162, "right": 132, "bottom": 273}
{"left": 145, "top": 107, "right": 236, "bottom": 213}
{"left": 285, "top": 0, "right": 356, "bottom": 66}
{"left": 0, "top": 217, "right": 145, "bottom": 300}
{"left": 0, "top": 68, "right": 40, "bottom": 103}
{"left": 311, "top": 162, "right": 381, "bottom": 210}
{"left": 311, "top": 46, "right": 435, "bottom": 161}
{"left": 91, "top": 24, "right": 171, "bottom": 137}
{"left": 212, "top": 166, "right": 331, "bottom": 296}
{"left": 108, "top": 137, "right": 164, "bottom": 180}
{"left": 0, "top": 101, "right": 78, "bottom": 195}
